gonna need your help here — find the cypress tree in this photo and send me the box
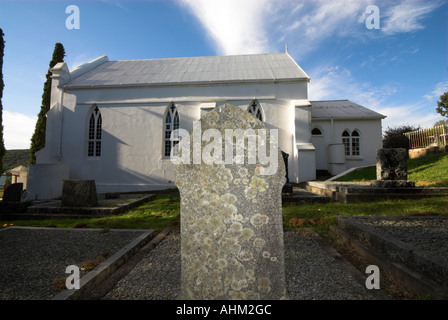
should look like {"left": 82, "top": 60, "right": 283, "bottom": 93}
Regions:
{"left": 29, "top": 42, "right": 66, "bottom": 164}
{"left": 0, "top": 29, "right": 6, "bottom": 174}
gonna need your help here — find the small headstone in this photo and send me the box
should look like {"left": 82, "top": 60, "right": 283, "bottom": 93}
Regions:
{"left": 61, "top": 180, "right": 98, "bottom": 207}
{"left": 2, "top": 183, "right": 23, "bottom": 202}
{"left": 376, "top": 148, "right": 407, "bottom": 181}
{"left": 175, "top": 104, "right": 287, "bottom": 300}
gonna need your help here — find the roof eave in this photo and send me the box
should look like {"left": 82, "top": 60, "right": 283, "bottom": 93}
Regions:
{"left": 61, "top": 77, "right": 309, "bottom": 90}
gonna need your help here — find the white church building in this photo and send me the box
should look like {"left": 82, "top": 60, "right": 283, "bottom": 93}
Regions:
{"left": 26, "top": 52, "right": 385, "bottom": 200}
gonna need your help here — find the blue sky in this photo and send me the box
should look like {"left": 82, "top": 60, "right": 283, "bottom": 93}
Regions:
{"left": 0, "top": 0, "right": 447, "bottom": 149}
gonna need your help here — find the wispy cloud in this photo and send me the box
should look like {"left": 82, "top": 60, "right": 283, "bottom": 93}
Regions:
{"left": 424, "top": 80, "right": 448, "bottom": 101}
{"left": 307, "top": 63, "right": 445, "bottom": 129}
{"left": 179, "top": 0, "right": 272, "bottom": 55}
{"left": 180, "top": 0, "right": 443, "bottom": 58}
{"left": 67, "top": 54, "right": 99, "bottom": 71}
{"left": 308, "top": 63, "right": 396, "bottom": 110}
{"left": 381, "top": 0, "right": 443, "bottom": 35}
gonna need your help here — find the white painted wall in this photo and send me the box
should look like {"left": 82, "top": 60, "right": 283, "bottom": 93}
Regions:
{"left": 32, "top": 63, "right": 310, "bottom": 196}
{"left": 311, "top": 118, "right": 383, "bottom": 174}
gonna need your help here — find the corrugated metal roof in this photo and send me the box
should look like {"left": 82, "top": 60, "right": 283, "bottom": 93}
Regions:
{"left": 63, "top": 53, "right": 310, "bottom": 88}
{"left": 311, "top": 100, "right": 386, "bottom": 119}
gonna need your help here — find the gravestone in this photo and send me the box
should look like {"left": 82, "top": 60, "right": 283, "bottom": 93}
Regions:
{"left": 376, "top": 148, "right": 408, "bottom": 181}
{"left": 2, "top": 183, "right": 23, "bottom": 202}
{"left": 175, "top": 104, "right": 288, "bottom": 300}
{"left": 372, "top": 148, "right": 414, "bottom": 188}
{"left": 61, "top": 180, "right": 98, "bottom": 207}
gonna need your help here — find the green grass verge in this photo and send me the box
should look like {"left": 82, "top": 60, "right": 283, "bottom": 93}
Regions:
{"left": 2, "top": 152, "right": 447, "bottom": 238}
{"left": 1, "top": 194, "right": 180, "bottom": 233}
{"left": 335, "top": 152, "right": 448, "bottom": 187}
{"left": 2, "top": 192, "right": 447, "bottom": 242}
{"left": 283, "top": 197, "right": 448, "bottom": 240}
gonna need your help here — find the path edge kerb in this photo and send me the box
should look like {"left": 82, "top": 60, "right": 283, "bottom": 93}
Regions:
{"left": 51, "top": 228, "right": 156, "bottom": 300}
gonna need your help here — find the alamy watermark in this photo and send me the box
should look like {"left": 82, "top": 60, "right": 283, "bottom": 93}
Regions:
{"left": 365, "top": 5, "right": 380, "bottom": 30}
{"left": 65, "top": 265, "right": 80, "bottom": 290}
{"left": 66, "top": 5, "right": 80, "bottom": 30}
{"left": 365, "top": 265, "right": 380, "bottom": 289}
{"left": 169, "top": 120, "right": 279, "bottom": 176}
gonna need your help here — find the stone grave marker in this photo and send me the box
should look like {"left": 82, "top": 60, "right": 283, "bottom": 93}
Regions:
{"left": 2, "top": 183, "right": 23, "bottom": 202}
{"left": 372, "top": 148, "right": 414, "bottom": 188}
{"left": 174, "top": 103, "right": 287, "bottom": 300}
{"left": 61, "top": 180, "right": 98, "bottom": 207}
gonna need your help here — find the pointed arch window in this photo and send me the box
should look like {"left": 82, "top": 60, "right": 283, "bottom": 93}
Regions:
{"left": 312, "top": 128, "right": 322, "bottom": 136}
{"left": 164, "top": 103, "right": 180, "bottom": 157}
{"left": 342, "top": 129, "right": 361, "bottom": 156}
{"left": 351, "top": 130, "right": 360, "bottom": 156}
{"left": 88, "top": 106, "right": 102, "bottom": 157}
{"left": 248, "top": 100, "right": 263, "bottom": 122}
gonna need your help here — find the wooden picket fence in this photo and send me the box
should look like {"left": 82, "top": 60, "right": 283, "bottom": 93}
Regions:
{"left": 404, "top": 125, "right": 448, "bottom": 149}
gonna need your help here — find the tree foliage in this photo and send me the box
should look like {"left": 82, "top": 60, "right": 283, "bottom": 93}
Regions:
{"left": 0, "top": 28, "right": 6, "bottom": 174}
{"left": 433, "top": 119, "right": 448, "bottom": 127}
{"left": 29, "top": 42, "right": 66, "bottom": 164}
{"left": 382, "top": 124, "right": 420, "bottom": 150}
{"left": 436, "top": 92, "right": 448, "bottom": 118}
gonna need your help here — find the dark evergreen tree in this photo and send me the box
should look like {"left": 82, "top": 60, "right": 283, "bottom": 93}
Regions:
{"left": 29, "top": 42, "right": 65, "bottom": 163}
{"left": 0, "top": 29, "right": 6, "bottom": 174}
{"left": 382, "top": 124, "right": 420, "bottom": 150}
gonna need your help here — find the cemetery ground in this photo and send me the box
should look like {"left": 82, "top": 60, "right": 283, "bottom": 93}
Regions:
{"left": 1, "top": 152, "right": 447, "bottom": 300}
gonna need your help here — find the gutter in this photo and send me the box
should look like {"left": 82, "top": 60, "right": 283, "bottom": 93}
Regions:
{"left": 60, "top": 77, "right": 309, "bottom": 90}
{"left": 58, "top": 87, "right": 65, "bottom": 161}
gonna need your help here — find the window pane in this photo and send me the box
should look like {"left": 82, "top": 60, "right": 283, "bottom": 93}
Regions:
{"left": 165, "top": 140, "right": 171, "bottom": 157}
{"left": 95, "top": 141, "right": 101, "bottom": 157}
{"left": 352, "top": 137, "right": 360, "bottom": 156}
{"left": 96, "top": 114, "right": 102, "bottom": 139}
{"left": 88, "top": 141, "right": 94, "bottom": 157}
{"left": 342, "top": 137, "right": 350, "bottom": 156}
{"left": 89, "top": 115, "right": 95, "bottom": 140}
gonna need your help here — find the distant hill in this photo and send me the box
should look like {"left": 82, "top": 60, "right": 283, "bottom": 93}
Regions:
{"left": 3, "top": 149, "right": 30, "bottom": 172}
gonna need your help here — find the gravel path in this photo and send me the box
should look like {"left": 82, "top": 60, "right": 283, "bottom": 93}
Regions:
{"left": 1, "top": 226, "right": 380, "bottom": 300}
{"left": 354, "top": 217, "right": 448, "bottom": 261}
{"left": 0, "top": 227, "right": 146, "bottom": 300}
{"left": 103, "top": 229, "right": 380, "bottom": 300}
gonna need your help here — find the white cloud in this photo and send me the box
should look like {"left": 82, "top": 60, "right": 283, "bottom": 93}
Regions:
{"left": 67, "top": 54, "right": 99, "bottom": 71}
{"left": 179, "top": 0, "right": 442, "bottom": 59}
{"left": 306, "top": 63, "right": 445, "bottom": 129}
{"left": 381, "top": 0, "right": 442, "bottom": 35}
{"left": 179, "top": 0, "right": 272, "bottom": 55}
{"left": 424, "top": 80, "right": 448, "bottom": 101}
{"left": 308, "top": 63, "right": 396, "bottom": 110}
{"left": 3, "top": 111, "right": 37, "bottom": 150}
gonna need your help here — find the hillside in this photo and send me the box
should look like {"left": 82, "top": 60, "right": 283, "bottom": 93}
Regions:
{"left": 335, "top": 151, "right": 448, "bottom": 187}
{"left": 2, "top": 149, "right": 30, "bottom": 172}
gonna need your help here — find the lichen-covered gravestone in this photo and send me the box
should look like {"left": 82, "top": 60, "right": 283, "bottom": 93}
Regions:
{"left": 61, "top": 180, "right": 98, "bottom": 207}
{"left": 175, "top": 104, "right": 287, "bottom": 300}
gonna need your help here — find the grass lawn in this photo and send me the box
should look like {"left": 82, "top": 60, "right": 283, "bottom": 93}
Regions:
{"left": 2, "top": 192, "right": 447, "bottom": 242}
{"left": 1, "top": 193, "right": 180, "bottom": 233}
{"left": 2, "top": 152, "right": 447, "bottom": 239}
{"left": 335, "top": 152, "right": 448, "bottom": 187}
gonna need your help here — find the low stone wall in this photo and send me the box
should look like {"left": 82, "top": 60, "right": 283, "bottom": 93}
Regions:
{"left": 409, "top": 145, "right": 448, "bottom": 159}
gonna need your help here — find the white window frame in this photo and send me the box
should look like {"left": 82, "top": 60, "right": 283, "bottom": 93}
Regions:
{"left": 164, "top": 103, "right": 180, "bottom": 158}
{"left": 248, "top": 100, "right": 264, "bottom": 122}
{"left": 87, "top": 105, "right": 102, "bottom": 158}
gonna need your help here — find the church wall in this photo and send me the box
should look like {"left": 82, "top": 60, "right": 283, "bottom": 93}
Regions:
{"left": 311, "top": 118, "right": 383, "bottom": 175}
{"left": 41, "top": 80, "right": 308, "bottom": 194}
